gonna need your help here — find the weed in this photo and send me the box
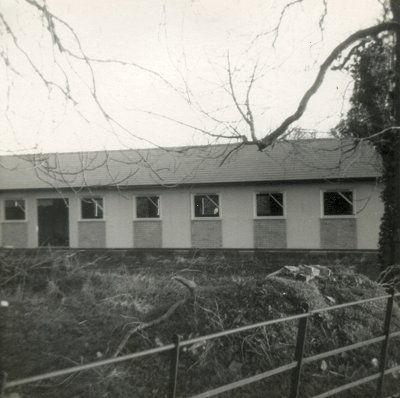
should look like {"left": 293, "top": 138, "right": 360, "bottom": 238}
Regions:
{"left": 1, "top": 252, "right": 399, "bottom": 398}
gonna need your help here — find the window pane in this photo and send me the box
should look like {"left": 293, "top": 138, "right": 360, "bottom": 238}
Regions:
{"left": 324, "top": 191, "right": 353, "bottom": 215}
{"left": 5, "top": 200, "right": 26, "bottom": 220}
{"left": 256, "top": 193, "right": 283, "bottom": 216}
{"left": 194, "top": 194, "right": 219, "bottom": 217}
{"left": 81, "top": 198, "right": 104, "bottom": 219}
{"left": 136, "top": 196, "right": 160, "bottom": 218}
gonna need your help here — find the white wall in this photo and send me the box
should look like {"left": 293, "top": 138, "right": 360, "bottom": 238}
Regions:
{"left": 0, "top": 180, "right": 383, "bottom": 249}
{"left": 355, "top": 182, "right": 383, "bottom": 249}
{"left": 161, "top": 189, "right": 191, "bottom": 248}
{"left": 285, "top": 185, "right": 321, "bottom": 249}
{"left": 104, "top": 191, "right": 133, "bottom": 248}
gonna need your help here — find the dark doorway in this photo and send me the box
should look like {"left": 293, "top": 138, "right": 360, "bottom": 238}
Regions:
{"left": 38, "top": 199, "right": 69, "bottom": 247}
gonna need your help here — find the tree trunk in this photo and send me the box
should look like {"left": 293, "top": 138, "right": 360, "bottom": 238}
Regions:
{"left": 380, "top": 0, "right": 400, "bottom": 269}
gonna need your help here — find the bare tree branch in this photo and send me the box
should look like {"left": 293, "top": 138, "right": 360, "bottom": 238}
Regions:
{"left": 245, "top": 62, "right": 258, "bottom": 141}
{"left": 318, "top": 0, "right": 328, "bottom": 40}
{"left": 227, "top": 53, "right": 252, "bottom": 128}
{"left": 134, "top": 107, "right": 248, "bottom": 142}
{"left": 218, "top": 142, "right": 246, "bottom": 166}
{"left": 272, "top": 0, "right": 304, "bottom": 47}
{"left": 258, "top": 21, "right": 400, "bottom": 150}
{"left": 1, "top": 0, "right": 196, "bottom": 159}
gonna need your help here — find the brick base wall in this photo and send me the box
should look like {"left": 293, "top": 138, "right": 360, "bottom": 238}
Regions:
{"left": 1, "top": 223, "right": 28, "bottom": 248}
{"left": 320, "top": 218, "right": 357, "bottom": 249}
{"left": 254, "top": 219, "right": 287, "bottom": 248}
{"left": 191, "top": 220, "right": 222, "bottom": 248}
{"left": 133, "top": 221, "right": 162, "bottom": 248}
{"left": 78, "top": 222, "right": 106, "bottom": 248}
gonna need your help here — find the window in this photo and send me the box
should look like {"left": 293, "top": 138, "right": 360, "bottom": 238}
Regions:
{"left": 194, "top": 194, "right": 220, "bottom": 218}
{"left": 136, "top": 196, "right": 160, "bottom": 218}
{"left": 81, "top": 198, "right": 104, "bottom": 219}
{"left": 256, "top": 193, "right": 284, "bottom": 217}
{"left": 323, "top": 191, "right": 354, "bottom": 216}
{"left": 4, "top": 199, "right": 26, "bottom": 220}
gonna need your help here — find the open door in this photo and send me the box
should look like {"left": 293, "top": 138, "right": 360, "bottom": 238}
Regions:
{"left": 38, "top": 199, "right": 69, "bottom": 247}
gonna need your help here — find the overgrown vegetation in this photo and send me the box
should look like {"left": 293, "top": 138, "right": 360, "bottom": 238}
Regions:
{"left": 1, "top": 251, "right": 400, "bottom": 398}
{"left": 335, "top": 31, "right": 400, "bottom": 271}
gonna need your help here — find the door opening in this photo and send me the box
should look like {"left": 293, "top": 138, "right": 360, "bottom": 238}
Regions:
{"left": 38, "top": 199, "right": 69, "bottom": 247}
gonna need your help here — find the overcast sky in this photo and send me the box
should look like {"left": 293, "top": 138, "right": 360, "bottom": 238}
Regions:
{"left": 0, "top": 0, "right": 384, "bottom": 154}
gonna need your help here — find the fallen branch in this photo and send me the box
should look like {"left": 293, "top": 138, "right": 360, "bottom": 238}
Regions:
{"left": 112, "top": 276, "right": 196, "bottom": 358}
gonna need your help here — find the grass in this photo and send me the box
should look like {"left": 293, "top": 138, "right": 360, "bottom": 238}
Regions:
{"left": 1, "top": 251, "right": 400, "bottom": 398}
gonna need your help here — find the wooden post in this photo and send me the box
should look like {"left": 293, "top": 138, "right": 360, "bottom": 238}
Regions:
{"left": 0, "top": 300, "right": 9, "bottom": 398}
{"left": 376, "top": 288, "right": 395, "bottom": 398}
{"left": 168, "top": 334, "right": 181, "bottom": 398}
{"left": 289, "top": 315, "right": 309, "bottom": 398}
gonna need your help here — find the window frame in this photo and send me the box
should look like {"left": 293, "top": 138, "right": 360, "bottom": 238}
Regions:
{"left": 192, "top": 193, "right": 222, "bottom": 220}
{"left": 79, "top": 197, "right": 105, "bottom": 221}
{"left": 321, "top": 190, "right": 356, "bottom": 218}
{"left": 254, "top": 192, "right": 286, "bottom": 219}
{"left": 3, "top": 199, "right": 27, "bottom": 222}
{"left": 134, "top": 195, "right": 161, "bottom": 220}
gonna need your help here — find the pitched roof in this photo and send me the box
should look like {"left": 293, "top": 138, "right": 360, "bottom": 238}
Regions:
{"left": 0, "top": 139, "right": 381, "bottom": 191}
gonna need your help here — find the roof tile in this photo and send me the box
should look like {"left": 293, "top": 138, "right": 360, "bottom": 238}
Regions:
{"left": 0, "top": 139, "right": 381, "bottom": 190}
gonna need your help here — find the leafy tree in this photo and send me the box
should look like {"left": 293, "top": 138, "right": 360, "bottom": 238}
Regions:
{"left": 335, "top": 35, "right": 397, "bottom": 268}
{"left": 335, "top": 1, "right": 400, "bottom": 270}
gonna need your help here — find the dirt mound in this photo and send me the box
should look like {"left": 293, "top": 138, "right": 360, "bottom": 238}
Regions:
{"left": 2, "top": 257, "right": 400, "bottom": 398}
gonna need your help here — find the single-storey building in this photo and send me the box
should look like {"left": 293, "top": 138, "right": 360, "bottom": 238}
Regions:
{"left": 0, "top": 139, "right": 382, "bottom": 250}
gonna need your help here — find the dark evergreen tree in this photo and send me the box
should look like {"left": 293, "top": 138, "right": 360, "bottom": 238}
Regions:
{"left": 336, "top": 25, "right": 400, "bottom": 270}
